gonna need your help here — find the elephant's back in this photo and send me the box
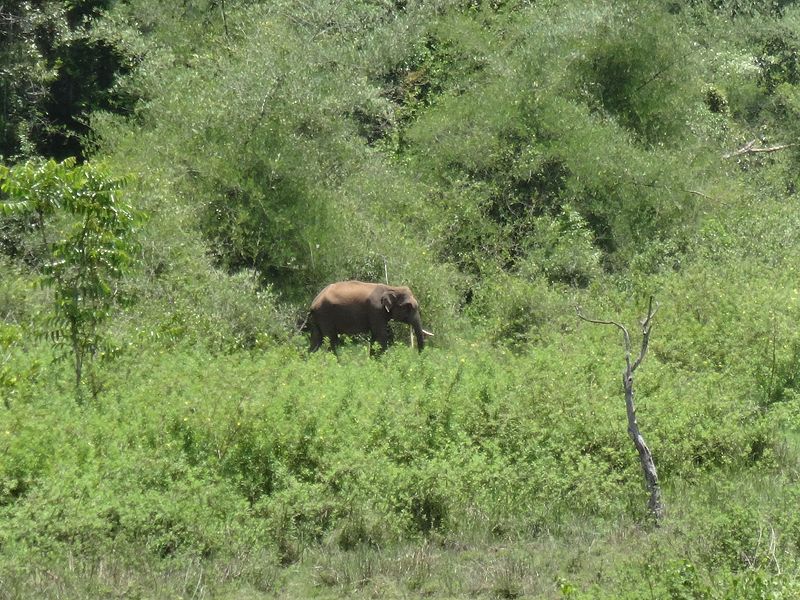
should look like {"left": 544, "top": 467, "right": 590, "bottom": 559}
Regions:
{"left": 310, "top": 280, "right": 380, "bottom": 310}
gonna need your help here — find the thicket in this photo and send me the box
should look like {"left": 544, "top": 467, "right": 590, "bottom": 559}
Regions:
{"left": 0, "top": 0, "right": 134, "bottom": 159}
{"left": 2, "top": 0, "right": 800, "bottom": 597}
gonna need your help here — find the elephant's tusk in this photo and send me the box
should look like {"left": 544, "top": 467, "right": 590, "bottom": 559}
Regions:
{"left": 422, "top": 329, "right": 434, "bottom": 337}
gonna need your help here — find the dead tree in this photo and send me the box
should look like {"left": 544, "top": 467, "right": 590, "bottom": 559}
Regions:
{"left": 576, "top": 297, "right": 665, "bottom": 524}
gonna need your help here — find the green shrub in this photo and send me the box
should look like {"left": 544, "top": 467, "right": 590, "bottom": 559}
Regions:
{"left": 518, "top": 206, "right": 603, "bottom": 287}
{"left": 752, "top": 15, "right": 800, "bottom": 93}
{"left": 0, "top": 158, "right": 141, "bottom": 399}
{"left": 467, "top": 273, "right": 571, "bottom": 348}
{"left": 569, "top": 3, "right": 700, "bottom": 145}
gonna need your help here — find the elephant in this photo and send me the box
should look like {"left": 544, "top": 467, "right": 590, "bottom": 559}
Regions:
{"left": 308, "top": 280, "right": 432, "bottom": 354}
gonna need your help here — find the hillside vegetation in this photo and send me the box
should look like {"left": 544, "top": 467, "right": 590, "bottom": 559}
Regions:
{"left": 2, "top": 0, "right": 800, "bottom": 597}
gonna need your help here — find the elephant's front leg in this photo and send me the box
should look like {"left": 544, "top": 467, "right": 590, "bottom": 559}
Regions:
{"left": 369, "top": 322, "right": 391, "bottom": 356}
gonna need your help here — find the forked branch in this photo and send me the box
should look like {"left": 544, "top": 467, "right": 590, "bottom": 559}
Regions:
{"left": 632, "top": 296, "right": 658, "bottom": 371}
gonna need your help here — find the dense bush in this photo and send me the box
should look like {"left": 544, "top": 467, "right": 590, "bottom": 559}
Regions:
{"left": 0, "top": 0, "right": 135, "bottom": 159}
{"left": 1, "top": 333, "right": 797, "bottom": 595}
{"left": 570, "top": 2, "right": 701, "bottom": 145}
{"left": 0, "top": 340, "right": 784, "bottom": 547}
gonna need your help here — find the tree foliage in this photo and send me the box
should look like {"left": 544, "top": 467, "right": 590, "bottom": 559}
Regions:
{"left": 0, "top": 0, "right": 134, "bottom": 159}
{"left": 0, "top": 158, "right": 139, "bottom": 398}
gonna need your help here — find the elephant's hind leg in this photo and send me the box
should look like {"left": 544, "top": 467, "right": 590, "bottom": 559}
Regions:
{"left": 317, "top": 322, "right": 340, "bottom": 354}
{"left": 328, "top": 333, "right": 341, "bottom": 354}
{"left": 309, "top": 322, "right": 323, "bottom": 352}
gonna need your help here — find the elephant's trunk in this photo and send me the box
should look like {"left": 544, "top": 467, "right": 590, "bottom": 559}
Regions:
{"left": 410, "top": 314, "right": 425, "bottom": 352}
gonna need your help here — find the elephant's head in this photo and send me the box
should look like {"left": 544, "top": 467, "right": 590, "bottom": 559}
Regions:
{"left": 381, "top": 286, "right": 426, "bottom": 351}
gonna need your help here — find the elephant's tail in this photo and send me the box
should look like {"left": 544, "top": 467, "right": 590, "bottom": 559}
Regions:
{"left": 296, "top": 311, "right": 312, "bottom": 334}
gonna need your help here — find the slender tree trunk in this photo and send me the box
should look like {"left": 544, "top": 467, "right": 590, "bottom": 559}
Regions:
{"left": 577, "top": 297, "right": 664, "bottom": 525}
{"left": 623, "top": 365, "right": 664, "bottom": 521}
{"left": 220, "top": 0, "right": 229, "bottom": 36}
{"left": 72, "top": 324, "right": 83, "bottom": 403}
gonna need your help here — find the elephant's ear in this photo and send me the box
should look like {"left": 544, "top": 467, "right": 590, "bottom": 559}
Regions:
{"left": 381, "top": 291, "right": 397, "bottom": 313}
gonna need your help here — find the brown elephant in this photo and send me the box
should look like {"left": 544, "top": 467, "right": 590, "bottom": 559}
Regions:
{"left": 308, "top": 281, "right": 432, "bottom": 353}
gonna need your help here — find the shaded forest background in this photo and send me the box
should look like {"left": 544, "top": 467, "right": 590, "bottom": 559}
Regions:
{"left": 3, "top": 0, "right": 800, "bottom": 597}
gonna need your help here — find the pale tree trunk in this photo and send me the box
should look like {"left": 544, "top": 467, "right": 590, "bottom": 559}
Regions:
{"left": 623, "top": 352, "right": 664, "bottom": 521}
{"left": 577, "top": 297, "right": 664, "bottom": 524}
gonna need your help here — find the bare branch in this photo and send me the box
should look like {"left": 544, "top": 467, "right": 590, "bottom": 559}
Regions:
{"left": 632, "top": 296, "right": 658, "bottom": 372}
{"left": 575, "top": 306, "right": 619, "bottom": 328}
{"left": 686, "top": 189, "right": 715, "bottom": 201}
{"left": 619, "top": 178, "right": 717, "bottom": 202}
{"left": 724, "top": 139, "right": 797, "bottom": 159}
{"left": 576, "top": 306, "right": 631, "bottom": 352}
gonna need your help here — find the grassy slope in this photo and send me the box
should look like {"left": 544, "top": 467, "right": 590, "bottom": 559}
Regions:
{"left": 2, "top": 0, "right": 800, "bottom": 598}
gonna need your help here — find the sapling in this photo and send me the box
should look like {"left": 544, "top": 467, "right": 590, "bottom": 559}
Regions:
{"left": 0, "top": 158, "right": 139, "bottom": 401}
